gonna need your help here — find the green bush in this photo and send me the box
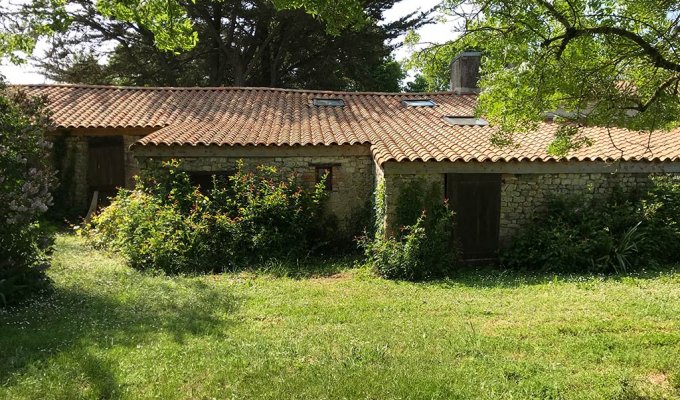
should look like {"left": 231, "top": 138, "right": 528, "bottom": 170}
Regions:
{"left": 82, "top": 160, "right": 328, "bottom": 273}
{"left": 363, "top": 179, "right": 458, "bottom": 281}
{"left": 0, "top": 85, "right": 57, "bottom": 306}
{"left": 502, "top": 176, "right": 680, "bottom": 273}
{"left": 637, "top": 175, "right": 680, "bottom": 263}
{"left": 83, "top": 190, "right": 204, "bottom": 273}
{"left": 211, "top": 164, "right": 327, "bottom": 258}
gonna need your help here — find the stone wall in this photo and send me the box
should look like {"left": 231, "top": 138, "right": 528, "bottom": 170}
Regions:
{"left": 137, "top": 150, "right": 376, "bottom": 230}
{"left": 379, "top": 169, "right": 658, "bottom": 246}
{"left": 499, "top": 172, "right": 652, "bottom": 243}
{"left": 52, "top": 131, "right": 678, "bottom": 247}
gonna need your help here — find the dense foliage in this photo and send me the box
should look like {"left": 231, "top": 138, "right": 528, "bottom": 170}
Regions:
{"left": 409, "top": 0, "right": 680, "bottom": 154}
{"left": 3, "top": 0, "right": 366, "bottom": 59}
{"left": 363, "top": 179, "right": 458, "bottom": 281}
{"left": 92, "top": 0, "right": 368, "bottom": 51}
{"left": 29, "top": 0, "right": 429, "bottom": 91}
{"left": 503, "top": 175, "right": 680, "bottom": 273}
{"left": 0, "top": 85, "right": 57, "bottom": 306}
{"left": 0, "top": 0, "right": 68, "bottom": 64}
{"left": 82, "top": 160, "right": 330, "bottom": 274}
{"left": 5, "top": 0, "right": 426, "bottom": 90}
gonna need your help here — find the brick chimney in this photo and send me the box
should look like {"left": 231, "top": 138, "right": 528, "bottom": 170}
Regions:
{"left": 450, "top": 51, "right": 482, "bottom": 94}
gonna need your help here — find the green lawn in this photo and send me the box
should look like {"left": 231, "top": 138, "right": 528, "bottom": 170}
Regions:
{"left": 1, "top": 235, "right": 680, "bottom": 399}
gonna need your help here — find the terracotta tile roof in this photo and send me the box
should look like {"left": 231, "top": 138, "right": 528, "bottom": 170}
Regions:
{"left": 369, "top": 124, "right": 680, "bottom": 165}
{"left": 16, "top": 84, "right": 680, "bottom": 164}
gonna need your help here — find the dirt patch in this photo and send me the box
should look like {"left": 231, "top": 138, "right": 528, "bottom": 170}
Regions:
{"left": 647, "top": 372, "right": 670, "bottom": 387}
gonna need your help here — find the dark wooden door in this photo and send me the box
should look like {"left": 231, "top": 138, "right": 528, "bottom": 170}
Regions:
{"left": 88, "top": 136, "right": 125, "bottom": 204}
{"left": 446, "top": 174, "right": 501, "bottom": 260}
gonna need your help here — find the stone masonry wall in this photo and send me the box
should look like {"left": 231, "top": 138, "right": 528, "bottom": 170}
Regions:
{"left": 381, "top": 171, "right": 657, "bottom": 245}
{"left": 142, "top": 154, "right": 375, "bottom": 230}
{"left": 499, "top": 172, "right": 652, "bottom": 243}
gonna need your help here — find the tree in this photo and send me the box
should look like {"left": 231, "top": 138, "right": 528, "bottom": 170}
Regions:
{"left": 34, "top": 0, "right": 427, "bottom": 90}
{"left": 0, "top": 2, "right": 63, "bottom": 306}
{"left": 405, "top": 41, "right": 459, "bottom": 92}
{"left": 403, "top": 75, "right": 431, "bottom": 92}
{"left": 1, "top": 0, "right": 68, "bottom": 64}
{"left": 0, "top": 83, "right": 58, "bottom": 306}
{"left": 8, "top": 0, "right": 366, "bottom": 55}
{"left": 92, "top": 0, "right": 369, "bottom": 51}
{"left": 413, "top": 0, "right": 680, "bottom": 152}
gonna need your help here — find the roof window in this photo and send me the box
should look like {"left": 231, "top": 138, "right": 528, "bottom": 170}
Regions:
{"left": 443, "top": 116, "right": 489, "bottom": 126}
{"left": 402, "top": 99, "right": 436, "bottom": 107}
{"left": 313, "top": 98, "right": 345, "bottom": 107}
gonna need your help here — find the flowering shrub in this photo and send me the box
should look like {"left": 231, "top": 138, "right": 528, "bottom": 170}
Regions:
{"left": 0, "top": 84, "right": 57, "bottom": 306}
{"left": 82, "top": 160, "right": 329, "bottom": 273}
{"left": 362, "top": 179, "right": 458, "bottom": 280}
{"left": 84, "top": 190, "right": 202, "bottom": 273}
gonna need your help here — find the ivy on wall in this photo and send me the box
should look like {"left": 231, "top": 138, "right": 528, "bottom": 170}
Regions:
{"left": 394, "top": 178, "right": 444, "bottom": 230}
{"left": 372, "top": 179, "right": 386, "bottom": 238}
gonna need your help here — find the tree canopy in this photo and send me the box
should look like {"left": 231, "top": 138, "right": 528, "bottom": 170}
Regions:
{"left": 1, "top": 0, "right": 366, "bottom": 59}
{"left": 35, "top": 0, "right": 428, "bottom": 91}
{"left": 409, "top": 0, "right": 680, "bottom": 153}
{"left": 93, "top": 0, "right": 368, "bottom": 51}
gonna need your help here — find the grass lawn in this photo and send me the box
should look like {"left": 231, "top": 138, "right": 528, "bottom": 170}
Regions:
{"left": 1, "top": 235, "right": 680, "bottom": 399}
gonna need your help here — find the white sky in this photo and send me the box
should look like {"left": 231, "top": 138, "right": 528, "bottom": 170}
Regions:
{"left": 0, "top": 0, "right": 456, "bottom": 84}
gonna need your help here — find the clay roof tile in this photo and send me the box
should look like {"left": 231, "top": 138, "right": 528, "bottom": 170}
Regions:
{"left": 14, "top": 84, "right": 680, "bottom": 164}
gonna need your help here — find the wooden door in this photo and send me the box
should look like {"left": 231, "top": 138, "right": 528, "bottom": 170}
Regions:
{"left": 446, "top": 174, "right": 501, "bottom": 260}
{"left": 88, "top": 136, "right": 125, "bottom": 204}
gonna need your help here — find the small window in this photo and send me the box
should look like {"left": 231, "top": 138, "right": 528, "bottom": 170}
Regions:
{"left": 315, "top": 166, "right": 333, "bottom": 191}
{"left": 402, "top": 99, "right": 436, "bottom": 107}
{"left": 443, "top": 116, "right": 489, "bottom": 126}
{"left": 188, "top": 171, "right": 231, "bottom": 192}
{"left": 313, "top": 98, "right": 345, "bottom": 107}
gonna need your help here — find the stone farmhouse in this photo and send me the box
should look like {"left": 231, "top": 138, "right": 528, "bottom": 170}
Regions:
{"left": 19, "top": 52, "right": 680, "bottom": 260}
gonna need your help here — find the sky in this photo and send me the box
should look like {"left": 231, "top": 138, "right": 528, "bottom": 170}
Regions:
{"left": 0, "top": 0, "right": 456, "bottom": 84}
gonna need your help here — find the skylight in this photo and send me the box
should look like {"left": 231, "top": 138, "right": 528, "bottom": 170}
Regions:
{"left": 313, "top": 98, "right": 345, "bottom": 107}
{"left": 402, "top": 99, "right": 436, "bottom": 107}
{"left": 443, "top": 116, "right": 489, "bottom": 126}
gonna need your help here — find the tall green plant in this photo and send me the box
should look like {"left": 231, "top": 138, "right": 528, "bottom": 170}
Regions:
{"left": 363, "top": 178, "right": 458, "bottom": 281}
{"left": 83, "top": 160, "right": 330, "bottom": 273}
{"left": 503, "top": 176, "right": 680, "bottom": 273}
{"left": 0, "top": 85, "right": 58, "bottom": 305}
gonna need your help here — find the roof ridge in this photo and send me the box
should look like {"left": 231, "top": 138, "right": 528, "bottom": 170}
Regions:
{"left": 12, "top": 83, "right": 474, "bottom": 97}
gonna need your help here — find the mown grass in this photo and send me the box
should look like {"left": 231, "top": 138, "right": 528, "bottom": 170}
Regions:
{"left": 1, "top": 234, "right": 680, "bottom": 399}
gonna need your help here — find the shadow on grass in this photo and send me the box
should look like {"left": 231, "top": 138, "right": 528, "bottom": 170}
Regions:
{"left": 427, "top": 264, "right": 680, "bottom": 289}
{"left": 245, "top": 253, "right": 680, "bottom": 287}
{"left": 240, "top": 256, "right": 361, "bottom": 279}
{"left": 0, "top": 277, "right": 240, "bottom": 396}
